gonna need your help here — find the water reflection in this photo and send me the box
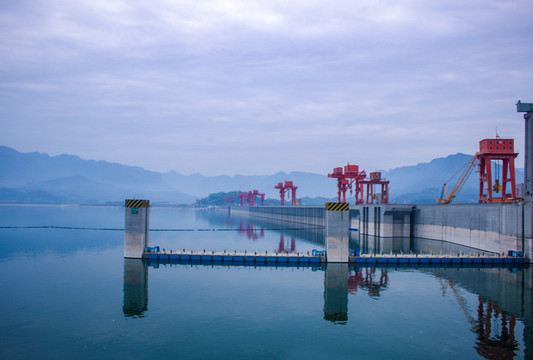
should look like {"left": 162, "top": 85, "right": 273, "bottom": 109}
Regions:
{"left": 193, "top": 209, "right": 325, "bottom": 253}
{"left": 124, "top": 260, "right": 530, "bottom": 358}
{"left": 323, "top": 263, "right": 349, "bottom": 324}
{"left": 357, "top": 234, "right": 497, "bottom": 256}
{"left": 278, "top": 234, "right": 296, "bottom": 253}
{"left": 237, "top": 221, "right": 264, "bottom": 241}
{"left": 474, "top": 296, "right": 519, "bottom": 359}
{"left": 348, "top": 268, "right": 389, "bottom": 298}
{"left": 429, "top": 267, "right": 531, "bottom": 359}
{"left": 123, "top": 259, "right": 148, "bottom": 317}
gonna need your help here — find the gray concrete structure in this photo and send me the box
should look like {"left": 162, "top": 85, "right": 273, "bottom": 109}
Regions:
{"left": 325, "top": 203, "right": 350, "bottom": 262}
{"left": 517, "top": 101, "right": 533, "bottom": 267}
{"left": 234, "top": 203, "right": 531, "bottom": 261}
{"left": 353, "top": 204, "right": 412, "bottom": 238}
{"left": 517, "top": 101, "right": 533, "bottom": 203}
{"left": 412, "top": 203, "right": 524, "bottom": 255}
{"left": 232, "top": 205, "right": 324, "bottom": 226}
{"left": 124, "top": 199, "right": 150, "bottom": 258}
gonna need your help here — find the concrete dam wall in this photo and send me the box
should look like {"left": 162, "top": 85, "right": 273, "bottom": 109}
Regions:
{"left": 231, "top": 205, "right": 325, "bottom": 227}
{"left": 229, "top": 202, "right": 532, "bottom": 262}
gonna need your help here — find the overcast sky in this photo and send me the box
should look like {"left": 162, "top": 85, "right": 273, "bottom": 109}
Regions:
{"left": 1, "top": 0, "right": 532, "bottom": 176}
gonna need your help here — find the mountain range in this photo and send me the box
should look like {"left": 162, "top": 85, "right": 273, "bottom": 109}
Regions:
{"left": 0, "top": 146, "right": 525, "bottom": 205}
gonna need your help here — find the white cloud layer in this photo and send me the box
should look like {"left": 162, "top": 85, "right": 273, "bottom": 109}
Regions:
{"left": 1, "top": 0, "right": 532, "bottom": 175}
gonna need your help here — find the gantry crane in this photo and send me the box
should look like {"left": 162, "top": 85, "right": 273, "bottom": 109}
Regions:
{"left": 237, "top": 190, "right": 265, "bottom": 206}
{"left": 274, "top": 181, "right": 297, "bottom": 206}
{"left": 328, "top": 164, "right": 366, "bottom": 203}
{"left": 437, "top": 137, "right": 519, "bottom": 204}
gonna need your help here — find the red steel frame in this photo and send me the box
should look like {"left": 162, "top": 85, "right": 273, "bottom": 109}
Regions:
{"left": 477, "top": 138, "right": 518, "bottom": 203}
{"left": 328, "top": 164, "right": 366, "bottom": 204}
{"left": 237, "top": 190, "right": 265, "bottom": 206}
{"left": 274, "top": 181, "right": 297, "bottom": 206}
{"left": 358, "top": 172, "right": 389, "bottom": 204}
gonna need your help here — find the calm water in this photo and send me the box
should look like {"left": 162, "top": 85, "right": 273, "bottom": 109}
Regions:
{"left": 0, "top": 205, "right": 531, "bottom": 359}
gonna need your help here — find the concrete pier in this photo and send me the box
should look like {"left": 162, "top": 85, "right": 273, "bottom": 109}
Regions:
{"left": 124, "top": 199, "right": 150, "bottom": 258}
{"left": 517, "top": 101, "right": 533, "bottom": 262}
{"left": 325, "top": 202, "right": 350, "bottom": 262}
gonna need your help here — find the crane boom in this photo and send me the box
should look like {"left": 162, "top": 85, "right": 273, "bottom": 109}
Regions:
{"left": 436, "top": 153, "right": 479, "bottom": 204}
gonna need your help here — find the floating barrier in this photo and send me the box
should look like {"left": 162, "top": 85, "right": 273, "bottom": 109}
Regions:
{"left": 144, "top": 248, "right": 322, "bottom": 265}
{"left": 143, "top": 248, "right": 526, "bottom": 267}
{"left": 347, "top": 254, "right": 526, "bottom": 266}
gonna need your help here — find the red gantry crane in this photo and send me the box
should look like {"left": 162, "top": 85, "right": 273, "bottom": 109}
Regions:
{"left": 478, "top": 138, "right": 518, "bottom": 203}
{"left": 274, "top": 181, "right": 298, "bottom": 206}
{"left": 358, "top": 172, "right": 389, "bottom": 204}
{"left": 237, "top": 190, "right": 265, "bottom": 206}
{"left": 328, "top": 164, "right": 366, "bottom": 204}
{"left": 437, "top": 137, "right": 518, "bottom": 204}
{"left": 237, "top": 192, "right": 248, "bottom": 206}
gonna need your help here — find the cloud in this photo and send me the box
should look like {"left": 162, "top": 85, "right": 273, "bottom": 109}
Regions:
{"left": 0, "top": 0, "right": 532, "bottom": 175}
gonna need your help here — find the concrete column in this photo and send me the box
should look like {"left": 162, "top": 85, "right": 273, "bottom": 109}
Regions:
{"left": 123, "top": 259, "right": 148, "bottom": 317}
{"left": 525, "top": 111, "right": 533, "bottom": 203}
{"left": 323, "top": 263, "right": 349, "bottom": 324}
{"left": 517, "top": 102, "right": 533, "bottom": 262}
{"left": 124, "top": 199, "right": 150, "bottom": 258}
{"left": 525, "top": 204, "right": 533, "bottom": 261}
{"left": 524, "top": 112, "right": 533, "bottom": 261}
{"left": 325, "top": 202, "right": 350, "bottom": 262}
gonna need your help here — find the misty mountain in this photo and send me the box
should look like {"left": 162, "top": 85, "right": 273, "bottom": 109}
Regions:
{"left": 0, "top": 146, "right": 193, "bottom": 204}
{"left": 0, "top": 146, "right": 525, "bottom": 204}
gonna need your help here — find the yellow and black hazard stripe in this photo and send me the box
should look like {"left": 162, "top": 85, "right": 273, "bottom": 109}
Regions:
{"left": 325, "top": 202, "right": 349, "bottom": 211}
{"left": 125, "top": 199, "right": 150, "bottom": 208}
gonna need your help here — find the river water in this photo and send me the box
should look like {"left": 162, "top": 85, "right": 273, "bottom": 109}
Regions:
{"left": 0, "top": 205, "right": 531, "bottom": 359}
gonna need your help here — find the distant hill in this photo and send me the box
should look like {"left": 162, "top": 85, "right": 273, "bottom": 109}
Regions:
{"left": 0, "top": 146, "right": 524, "bottom": 204}
{"left": 0, "top": 146, "right": 193, "bottom": 204}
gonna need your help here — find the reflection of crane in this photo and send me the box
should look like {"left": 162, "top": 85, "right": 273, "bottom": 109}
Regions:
{"left": 277, "top": 234, "right": 296, "bottom": 253}
{"left": 437, "top": 153, "right": 479, "bottom": 204}
{"left": 441, "top": 279, "right": 518, "bottom": 359}
{"left": 237, "top": 221, "right": 264, "bottom": 241}
{"left": 347, "top": 268, "right": 388, "bottom": 297}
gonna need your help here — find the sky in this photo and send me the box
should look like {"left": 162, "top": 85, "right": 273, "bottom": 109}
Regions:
{"left": 1, "top": 0, "right": 532, "bottom": 176}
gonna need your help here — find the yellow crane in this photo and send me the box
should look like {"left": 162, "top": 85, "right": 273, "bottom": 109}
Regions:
{"left": 436, "top": 153, "right": 479, "bottom": 204}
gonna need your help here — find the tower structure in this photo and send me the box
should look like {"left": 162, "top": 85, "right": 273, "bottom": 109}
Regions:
{"left": 328, "top": 164, "right": 366, "bottom": 204}
{"left": 477, "top": 138, "right": 518, "bottom": 203}
{"left": 328, "top": 167, "right": 348, "bottom": 203}
{"left": 517, "top": 100, "right": 533, "bottom": 203}
{"left": 274, "top": 181, "right": 297, "bottom": 206}
{"left": 237, "top": 192, "right": 248, "bottom": 206}
{"left": 359, "top": 172, "right": 389, "bottom": 204}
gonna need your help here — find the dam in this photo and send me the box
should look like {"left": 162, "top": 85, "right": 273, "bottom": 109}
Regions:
{"left": 124, "top": 101, "right": 533, "bottom": 263}
{"left": 226, "top": 102, "right": 533, "bottom": 263}
{"left": 229, "top": 202, "right": 531, "bottom": 262}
